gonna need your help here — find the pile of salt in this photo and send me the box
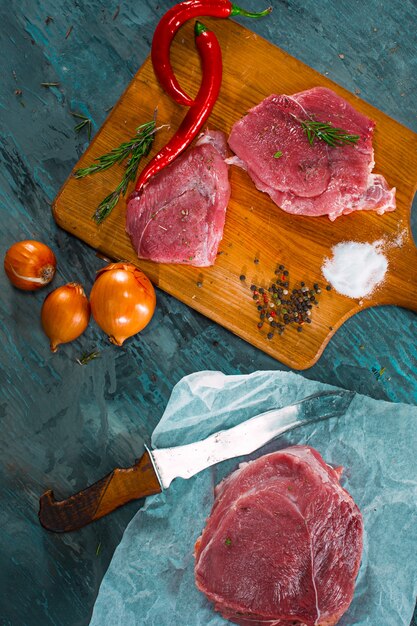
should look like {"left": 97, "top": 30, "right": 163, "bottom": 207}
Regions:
{"left": 322, "top": 241, "right": 388, "bottom": 299}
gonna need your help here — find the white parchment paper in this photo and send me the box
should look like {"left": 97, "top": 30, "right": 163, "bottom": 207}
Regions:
{"left": 90, "top": 370, "right": 417, "bottom": 626}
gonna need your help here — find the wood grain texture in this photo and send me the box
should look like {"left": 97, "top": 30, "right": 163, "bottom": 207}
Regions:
{"left": 52, "top": 18, "right": 417, "bottom": 370}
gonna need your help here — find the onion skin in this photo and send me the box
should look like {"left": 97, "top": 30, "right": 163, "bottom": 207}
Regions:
{"left": 90, "top": 263, "right": 156, "bottom": 346}
{"left": 4, "top": 240, "right": 56, "bottom": 291}
{"left": 41, "top": 283, "right": 91, "bottom": 352}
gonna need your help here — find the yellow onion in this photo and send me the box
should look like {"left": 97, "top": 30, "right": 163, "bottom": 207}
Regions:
{"left": 41, "top": 282, "right": 90, "bottom": 352}
{"left": 4, "top": 240, "right": 56, "bottom": 290}
{"left": 90, "top": 262, "right": 156, "bottom": 346}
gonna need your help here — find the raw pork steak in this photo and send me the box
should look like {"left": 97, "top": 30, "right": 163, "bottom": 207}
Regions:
{"left": 194, "top": 446, "right": 363, "bottom": 626}
{"left": 126, "top": 130, "right": 230, "bottom": 266}
{"left": 228, "top": 87, "right": 396, "bottom": 220}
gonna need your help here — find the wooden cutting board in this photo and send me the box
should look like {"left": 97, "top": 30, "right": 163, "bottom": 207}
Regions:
{"left": 52, "top": 18, "right": 417, "bottom": 370}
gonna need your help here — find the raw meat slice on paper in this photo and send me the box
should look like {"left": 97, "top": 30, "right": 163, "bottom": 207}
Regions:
{"left": 228, "top": 87, "right": 396, "bottom": 220}
{"left": 194, "top": 445, "right": 363, "bottom": 626}
{"left": 126, "top": 130, "right": 231, "bottom": 267}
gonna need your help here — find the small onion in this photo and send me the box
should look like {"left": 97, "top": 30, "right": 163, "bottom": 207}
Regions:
{"left": 41, "top": 282, "right": 90, "bottom": 352}
{"left": 90, "top": 262, "right": 156, "bottom": 346}
{"left": 4, "top": 240, "right": 57, "bottom": 290}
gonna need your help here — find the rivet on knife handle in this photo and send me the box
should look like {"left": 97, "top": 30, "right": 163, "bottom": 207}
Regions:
{"left": 38, "top": 450, "right": 162, "bottom": 533}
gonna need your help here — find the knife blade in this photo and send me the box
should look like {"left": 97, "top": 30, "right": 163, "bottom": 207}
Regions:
{"left": 39, "top": 389, "right": 353, "bottom": 532}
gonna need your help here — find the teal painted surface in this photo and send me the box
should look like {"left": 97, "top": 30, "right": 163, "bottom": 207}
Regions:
{"left": 1, "top": 0, "right": 417, "bottom": 624}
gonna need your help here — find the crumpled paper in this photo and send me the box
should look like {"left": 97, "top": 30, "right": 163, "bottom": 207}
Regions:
{"left": 90, "top": 370, "right": 417, "bottom": 626}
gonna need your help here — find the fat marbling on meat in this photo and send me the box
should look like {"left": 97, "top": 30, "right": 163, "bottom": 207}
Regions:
{"left": 194, "top": 445, "right": 363, "bottom": 626}
{"left": 126, "top": 130, "right": 230, "bottom": 266}
{"left": 228, "top": 87, "right": 396, "bottom": 220}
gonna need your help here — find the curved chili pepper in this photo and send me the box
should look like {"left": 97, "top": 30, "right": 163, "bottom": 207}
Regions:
{"left": 151, "top": 1, "right": 272, "bottom": 107}
{"left": 135, "top": 21, "right": 222, "bottom": 193}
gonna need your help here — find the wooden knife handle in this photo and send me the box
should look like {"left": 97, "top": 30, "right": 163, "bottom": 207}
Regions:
{"left": 38, "top": 451, "right": 161, "bottom": 533}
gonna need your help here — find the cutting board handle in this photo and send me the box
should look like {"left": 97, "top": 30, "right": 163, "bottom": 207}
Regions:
{"left": 38, "top": 451, "right": 161, "bottom": 533}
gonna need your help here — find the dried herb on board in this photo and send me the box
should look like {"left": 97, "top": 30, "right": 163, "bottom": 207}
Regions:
{"left": 74, "top": 116, "right": 163, "bottom": 224}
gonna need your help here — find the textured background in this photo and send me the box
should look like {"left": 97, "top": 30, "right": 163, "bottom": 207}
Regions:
{"left": 1, "top": 0, "right": 416, "bottom": 624}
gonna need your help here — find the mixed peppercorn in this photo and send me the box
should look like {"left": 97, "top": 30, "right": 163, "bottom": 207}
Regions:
{"left": 241, "top": 264, "right": 331, "bottom": 339}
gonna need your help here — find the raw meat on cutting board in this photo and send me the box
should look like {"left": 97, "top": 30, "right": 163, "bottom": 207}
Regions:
{"left": 126, "top": 130, "right": 230, "bottom": 266}
{"left": 228, "top": 87, "right": 396, "bottom": 220}
{"left": 194, "top": 445, "right": 363, "bottom": 626}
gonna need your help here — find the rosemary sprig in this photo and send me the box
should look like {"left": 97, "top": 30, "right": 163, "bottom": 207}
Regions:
{"left": 93, "top": 147, "right": 146, "bottom": 223}
{"left": 75, "top": 119, "right": 158, "bottom": 224}
{"left": 74, "top": 120, "right": 156, "bottom": 178}
{"left": 299, "top": 118, "right": 360, "bottom": 147}
{"left": 93, "top": 183, "right": 125, "bottom": 224}
{"left": 72, "top": 112, "right": 93, "bottom": 141}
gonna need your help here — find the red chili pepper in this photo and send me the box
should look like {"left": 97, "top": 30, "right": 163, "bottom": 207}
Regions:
{"left": 135, "top": 21, "right": 222, "bottom": 193}
{"left": 151, "top": 1, "right": 272, "bottom": 107}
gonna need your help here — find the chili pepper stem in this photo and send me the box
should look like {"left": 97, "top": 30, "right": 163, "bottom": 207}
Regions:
{"left": 195, "top": 20, "right": 207, "bottom": 36}
{"left": 230, "top": 3, "right": 272, "bottom": 18}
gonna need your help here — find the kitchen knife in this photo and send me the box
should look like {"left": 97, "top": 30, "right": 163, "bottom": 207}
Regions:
{"left": 39, "top": 389, "right": 354, "bottom": 533}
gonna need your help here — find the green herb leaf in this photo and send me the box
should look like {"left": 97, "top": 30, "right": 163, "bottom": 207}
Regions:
{"left": 74, "top": 120, "right": 156, "bottom": 179}
{"left": 74, "top": 117, "right": 161, "bottom": 224}
{"left": 76, "top": 350, "right": 100, "bottom": 366}
{"left": 298, "top": 118, "right": 360, "bottom": 147}
{"left": 93, "top": 190, "right": 121, "bottom": 224}
{"left": 273, "top": 151, "right": 283, "bottom": 158}
{"left": 224, "top": 537, "right": 232, "bottom": 547}
{"left": 72, "top": 112, "right": 92, "bottom": 142}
